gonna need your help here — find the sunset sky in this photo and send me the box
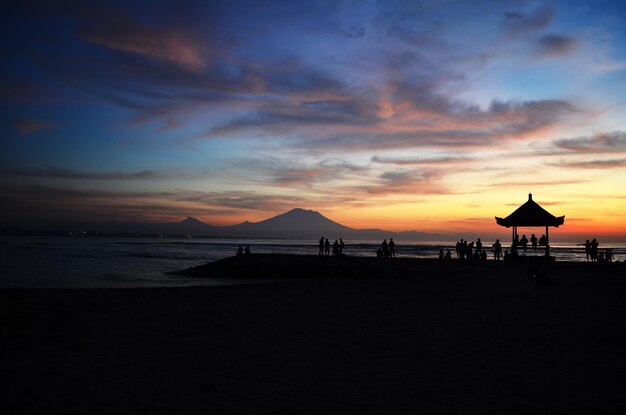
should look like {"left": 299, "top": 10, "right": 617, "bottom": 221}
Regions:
{"left": 1, "top": 0, "right": 625, "bottom": 240}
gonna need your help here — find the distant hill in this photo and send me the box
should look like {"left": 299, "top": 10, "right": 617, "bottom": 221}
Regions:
{"left": 224, "top": 208, "right": 353, "bottom": 238}
{"left": 1, "top": 208, "right": 451, "bottom": 241}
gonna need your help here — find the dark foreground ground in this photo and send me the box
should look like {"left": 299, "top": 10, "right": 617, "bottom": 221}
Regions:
{"left": 2, "top": 255, "right": 626, "bottom": 414}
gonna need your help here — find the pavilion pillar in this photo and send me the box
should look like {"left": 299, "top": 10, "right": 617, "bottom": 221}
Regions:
{"left": 545, "top": 225, "right": 550, "bottom": 257}
{"left": 512, "top": 226, "right": 517, "bottom": 253}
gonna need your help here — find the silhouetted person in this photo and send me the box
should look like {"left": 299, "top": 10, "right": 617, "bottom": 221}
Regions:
{"left": 455, "top": 240, "right": 462, "bottom": 258}
{"left": 237, "top": 245, "right": 243, "bottom": 256}
{"left": 439, "top": 249, "right": 444, "bottom": 260}
{"left": 530, "top": 234, "right": 538, "bottom": 250}
{"left": 376, "top": 248, "right": 383, "bottom": 258}
{"left": 539, "top": 234, "right": 547, "bottom": 246}
{"left": 324, "top": 238, "right": 330, "bottom": 256}
{"left": 389, "top": 238, "right": 395, "bottom": 257}
{"left": 605, "top": 248, "right": 613, "bottom": 262}
{"left": 476, "top": 238, "right": 482, "bottom": 253}
{"left": 444, "top": 249, "right": 451, "bottom": 260}
{"left": 519, "top": 235, "right": 528, "bottom": 252}
{"left": 332, "top": 239, "right": 339, "bottom": 256}
{"left": 381, "top": 239, "right": 389, "bottom": 258}
{"left": 493, "top": 239, "right": 502, "bottom": 260}
{"left": 480, "top": 250, "right": 487, "bottom": 260}
{"left": 459, "top": 239, "right": 466, "bottom": 260}
{"left": 245, "top": 246, "right": 250, "bottom": 255}
{"left": 319, "top": 237, "right": 324, "bottom": 256}
{"left": 466, "top": 241, "right": 473, "bottom": 260}
{"left": 339, "top": 238, "right": 345, "bottom": 255}
{"left": 590, "top": 238, "right": 599, "bottom": 261}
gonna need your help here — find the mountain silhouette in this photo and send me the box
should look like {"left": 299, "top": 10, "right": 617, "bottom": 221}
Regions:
{"left": 226, "top": 208, "right": 353, "bottom": 238}
{"left": 175, "top": 216, "right": 217, "bottom": 234}
{"left": 5, "top": 208, "right": 450, "bottom": 241}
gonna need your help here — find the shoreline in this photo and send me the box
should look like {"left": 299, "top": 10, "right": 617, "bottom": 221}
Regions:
{"left": 177, "top": 253, "right": 624, "bottom": 280}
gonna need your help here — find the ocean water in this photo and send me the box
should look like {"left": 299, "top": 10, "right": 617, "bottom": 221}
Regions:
{"left": 1, "top": 236, "right": 624, "bottom": 288}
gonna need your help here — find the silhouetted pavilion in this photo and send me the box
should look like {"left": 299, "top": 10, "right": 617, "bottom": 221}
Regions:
{"left": 495, "top": 193, "right": 565, "bottom": 256}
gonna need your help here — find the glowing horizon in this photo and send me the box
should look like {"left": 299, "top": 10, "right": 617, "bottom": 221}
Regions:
{"left": 1, "top": 1, "right": 625, "bottom": 240}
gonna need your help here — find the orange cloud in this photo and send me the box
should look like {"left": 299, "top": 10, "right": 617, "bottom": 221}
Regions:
{"left": 79, "top": 15, "right": 207, "bottom": 69}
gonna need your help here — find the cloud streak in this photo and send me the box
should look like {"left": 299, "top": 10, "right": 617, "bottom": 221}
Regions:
{"left": 552, "top": 131, "right": 626, "bottom": 152}
{"left": 550, "top": 158, "right": 626, "bottom": 169}
{"left": 11, "top": 119, "right": 56, "bottom": 135}
{"left": 537, "top": 34, "right": 578, "bottom": 57}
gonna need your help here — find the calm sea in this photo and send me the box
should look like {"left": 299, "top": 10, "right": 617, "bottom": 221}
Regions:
{"left": 1, "top": 236, "right": 624, "bottom": 288}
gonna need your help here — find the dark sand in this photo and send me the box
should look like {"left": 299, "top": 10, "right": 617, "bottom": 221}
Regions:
{"left": 2, "top": 255, "right": 626, "bottom": 414}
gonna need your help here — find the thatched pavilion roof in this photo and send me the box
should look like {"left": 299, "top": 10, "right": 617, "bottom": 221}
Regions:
{"left": 495, "top": 193, "right": 565, "bottom": 228}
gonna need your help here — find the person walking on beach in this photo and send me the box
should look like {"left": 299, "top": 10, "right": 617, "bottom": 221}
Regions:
{"left": 319, "top": 237, "right": 325, "bottom": 256}
{"left": 325, "top": 238, "right": 330, "bottom": 256}
{"left": 531, "top": 234, "right": 538, "bottom": 250}
{"left": 389, "top": 238, "right": 396, "bottom": 258}
{"left": 493, "top": 239, "right": 502, "bottom": 260}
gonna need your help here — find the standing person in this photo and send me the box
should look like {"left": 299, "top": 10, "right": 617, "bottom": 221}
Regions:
{"left": 389, "top": 238, "right": 396, "bottom": 258}
{"left": 590, "top": 238, "right": 599, "bottom": 261}
{"left": 332, "top": 239, "right": 339, "bottom": 256}
{"left": 519, "top": 235, "right": 528, "bottom": 252}
{"left": 382, "top": 239, "right": 389, "bottom": 258}
{"left": 324, "top": 238, "right": 330, "bottom": 256}
{"left": 455, "top": 240, "right": 462, "bottom": 258}
{"left": 476, "top": 238, "right": 482, "bottom": 254}
{"left": 493, "top": 239, "right": 502, "bottom": 260}
{"left": 466, "top": 241, "right": 473, "bottom": 260}
{"left": 319, "top": 236, "right": 325, "bottom": 256}
{"left": 531, "top": 234, "right": 538, "bottom": 250}
{"left": 339, "top": 238, "right": 345, "bottom": 255}
{"left": 459, "top": 239, "right": 466, "bottom": 260}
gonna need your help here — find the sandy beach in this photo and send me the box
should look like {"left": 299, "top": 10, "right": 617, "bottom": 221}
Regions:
{"left": 2, "top": 256, "right": 626, "bottom": 414}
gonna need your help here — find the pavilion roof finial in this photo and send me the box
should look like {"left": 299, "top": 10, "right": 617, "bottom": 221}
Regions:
{"left": 529, "top": 193, "right": 533, "bottom": 201}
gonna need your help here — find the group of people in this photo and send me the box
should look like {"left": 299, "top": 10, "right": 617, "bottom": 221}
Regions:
{"left": 449, "top": 238, "right": 511, "bottom": 260}
{"left": 377, "top": 238, "right": 396, "bottom": 258}
{"left": 512, "top": 233, "right": 547, "bottom": 252}
{"left": 579, "top": 239, "right": 613, "bottom": 262}
{"left": 319, "top": 237, "right": 345, "bottom": 257}
{"left": 236, "top": 245, "right": 251, "bottom": 256}
{"left": 454, "top": 238, "right": 489, "bottom": 260}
